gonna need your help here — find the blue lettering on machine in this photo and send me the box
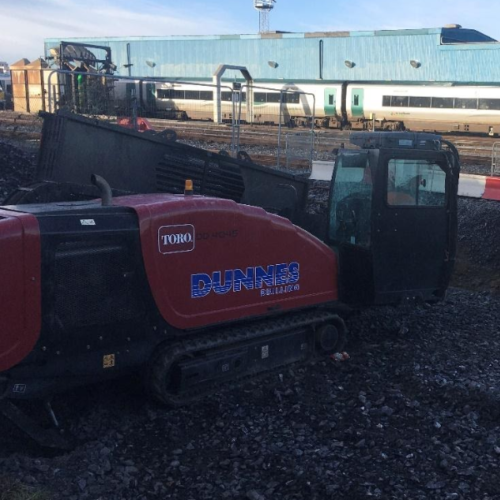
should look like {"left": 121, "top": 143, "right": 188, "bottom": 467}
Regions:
{"left": 191, "top": 262, "right": 300, "bottom": 299}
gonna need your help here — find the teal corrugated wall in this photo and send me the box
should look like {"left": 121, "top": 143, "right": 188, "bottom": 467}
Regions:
{"left": 44, "top": 28, "right": 500, "bottom": 84}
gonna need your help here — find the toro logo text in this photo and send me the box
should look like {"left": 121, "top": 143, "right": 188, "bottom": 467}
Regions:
{"left": 158, "top": 224, "right": 195, "bottom": 254}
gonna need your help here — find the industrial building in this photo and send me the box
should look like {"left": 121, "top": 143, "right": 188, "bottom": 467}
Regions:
{"left": 45, "top": 26, "right": 500, "bottom": 84}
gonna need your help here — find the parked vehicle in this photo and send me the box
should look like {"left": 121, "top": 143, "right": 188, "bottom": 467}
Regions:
{"left": 0, "top": 121, "right": 460, "bottom": 448}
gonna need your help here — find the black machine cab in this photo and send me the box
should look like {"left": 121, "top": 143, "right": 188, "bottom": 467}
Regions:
{"left": 327, "top": 132, "right": 459, "bottom": 305}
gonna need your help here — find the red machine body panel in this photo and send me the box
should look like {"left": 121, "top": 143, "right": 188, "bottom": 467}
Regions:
{"left": 115, "top": 194, "right": 338, "bottom": 330}
{"left": 0, "top": 209, "right": 41, "bottom": 372}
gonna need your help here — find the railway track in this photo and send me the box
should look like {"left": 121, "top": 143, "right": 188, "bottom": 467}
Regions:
{"left": 151, "top": 120, "right": 499, "bottom": 156}
{"left": 0, "top": 111, "right": 498, "bottom": 172}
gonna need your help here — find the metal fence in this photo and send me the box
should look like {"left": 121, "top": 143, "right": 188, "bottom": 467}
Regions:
{"left": 284, "top": 132, "right": 315, "bottom": 172}
{"left": 12, "top": 70, "right": 323, "bottom": 169}
{"left": 491, "top": 141, "right": 500, "bottom": 176}
{"left": 44, "top": 71, "right": 234, "bottom": 121}
{"left": 236, "top": 84, "right": 316, "bottom": 168}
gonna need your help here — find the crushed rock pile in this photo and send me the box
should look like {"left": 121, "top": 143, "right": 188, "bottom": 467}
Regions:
{"left": 1, "top": 290, "right": 500, "bottom": 500}
{"left": 0, "top": 141, "right": 37, "bottom": 202}
{"left": 457, "top": 198, "right": 500, "bottom": 270}
{"left": 1, "top": 138, "right": 500, "bottom": 499}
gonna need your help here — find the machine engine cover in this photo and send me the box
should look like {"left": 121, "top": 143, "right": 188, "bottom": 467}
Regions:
{"left": 0, "top": 209, "right": 41, "bottom": 372}
{"left": 116, "top": 194, "right": 338, "bottom": 330}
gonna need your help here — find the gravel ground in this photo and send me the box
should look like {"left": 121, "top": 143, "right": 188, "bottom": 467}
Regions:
{"left": 179, "top": 139, "right": 338, "bottom": 164}
{"left": 0, "top": 141, "right": 37, "bottom": 201}
{"left": 2, "top": 137, "right": 500, "bottom": 499}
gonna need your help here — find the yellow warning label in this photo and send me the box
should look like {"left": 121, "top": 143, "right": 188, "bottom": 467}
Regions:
{"left": 103, "top": 354, "right": 115, "bottom": 369}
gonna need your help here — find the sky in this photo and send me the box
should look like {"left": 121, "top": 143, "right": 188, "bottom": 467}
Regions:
{"left": 1, "top": 0, "right": 499, "bottom": 65}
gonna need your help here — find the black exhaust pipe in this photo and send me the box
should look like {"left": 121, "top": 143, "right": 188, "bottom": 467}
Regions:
{"left": 91, "top": 174, "right": 113, "bottom": 206}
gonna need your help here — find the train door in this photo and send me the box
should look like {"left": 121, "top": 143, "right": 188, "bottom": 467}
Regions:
{"left": 146, "top": 83, "right": 156, "bottom": 114}
{"left": 125, "top": 82, "right": 136, "bottom": 111}
{"left": 324, "top": 88, "right": 337, "bottom": 116}
{"left": 351, "top": 88, "right": 364, "bottom": 118}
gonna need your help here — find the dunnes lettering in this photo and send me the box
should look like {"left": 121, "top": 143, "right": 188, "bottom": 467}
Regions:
{"left": 191, "top": 262, "right": 300, "bottom": 299}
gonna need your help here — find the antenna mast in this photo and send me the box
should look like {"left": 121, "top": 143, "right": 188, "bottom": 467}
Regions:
{"left": 254, "top": 0, "right": 276, "bottom": 34}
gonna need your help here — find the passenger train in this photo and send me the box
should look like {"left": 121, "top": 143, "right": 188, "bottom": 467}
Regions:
{"left": 3, "top": 68, "right": 500, "bottom": 134}
{"left": 112, "top": 79, "right": 500, "bottom": 135}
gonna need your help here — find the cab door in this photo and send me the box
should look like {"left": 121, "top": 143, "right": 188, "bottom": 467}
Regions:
{"left": 328, "top": 150, "right": 375, "bottom": 304}
{"left": 370, "top": 150, "right": 456, "bottom": 304}
{"left": 328, "top": 148, "right": 458, "bottom": 306}
{"left": 351, "top": 88, "right": 364, "bottom": 118}
{"left": 324, "top": 88, "right": 337, "bottom": 116}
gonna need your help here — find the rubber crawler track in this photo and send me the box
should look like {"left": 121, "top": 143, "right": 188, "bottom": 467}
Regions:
{"left": 147, "top": 309, "right": 346, "bottom": 407}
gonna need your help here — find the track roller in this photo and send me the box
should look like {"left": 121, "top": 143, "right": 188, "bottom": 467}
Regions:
{"left": 315, "top": 318, "right": 347, "bottom": 354}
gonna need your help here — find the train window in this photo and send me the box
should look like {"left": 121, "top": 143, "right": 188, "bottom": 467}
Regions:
{"left": 199, "top": 91, "right": 213, "bottom": 101}
{"left": 172, "top": 90, "right": 185, "bottom": 99}
{"left": 387, "top": 159, "right": 446, "bottom": 207}
{"left": 454, "top": 98, "right": 477, "bottom": 109}
{"left": 391, "top": 96, "right": 409, "bottom": 107}
{"left": 382, "top": 96, "right": 391, "bottom": 107}
{"left": 329, "top": 95, "right": 334, "bottom": 105}
{"left": 478, "top": 99, "right": 500, "bottom": 110}
{"left": 185, "top": 90, "right": 200, "bottom": 100}
{"left": 283, "top": 93, "right": 300, "bottom": 104}
{"left": 409, "top": 96, "right": 431, "bottom": 108}
{"left": 255, "top": 93, "right": 267, "bottom": 103}
{"left": 266, "top": 93, "right": 281, "bottom": 103}
{"left": 221, "top": 92, "right": 233, "bottom": 101}
{"left": 431, "top": 97, "right": 454, "bottom": 109}
{"left": 353, "top": 95, "right": 359, "bottom": 106}
{"left": 157, "top": 89, "right": 173, "bottom": 99}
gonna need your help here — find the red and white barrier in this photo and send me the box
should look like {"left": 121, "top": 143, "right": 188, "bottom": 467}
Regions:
{"left": 311, "top": 161, "right": 500, "bottom": 202}
{"left": 459, "top": 174, "right": 500, "bottom": 202}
